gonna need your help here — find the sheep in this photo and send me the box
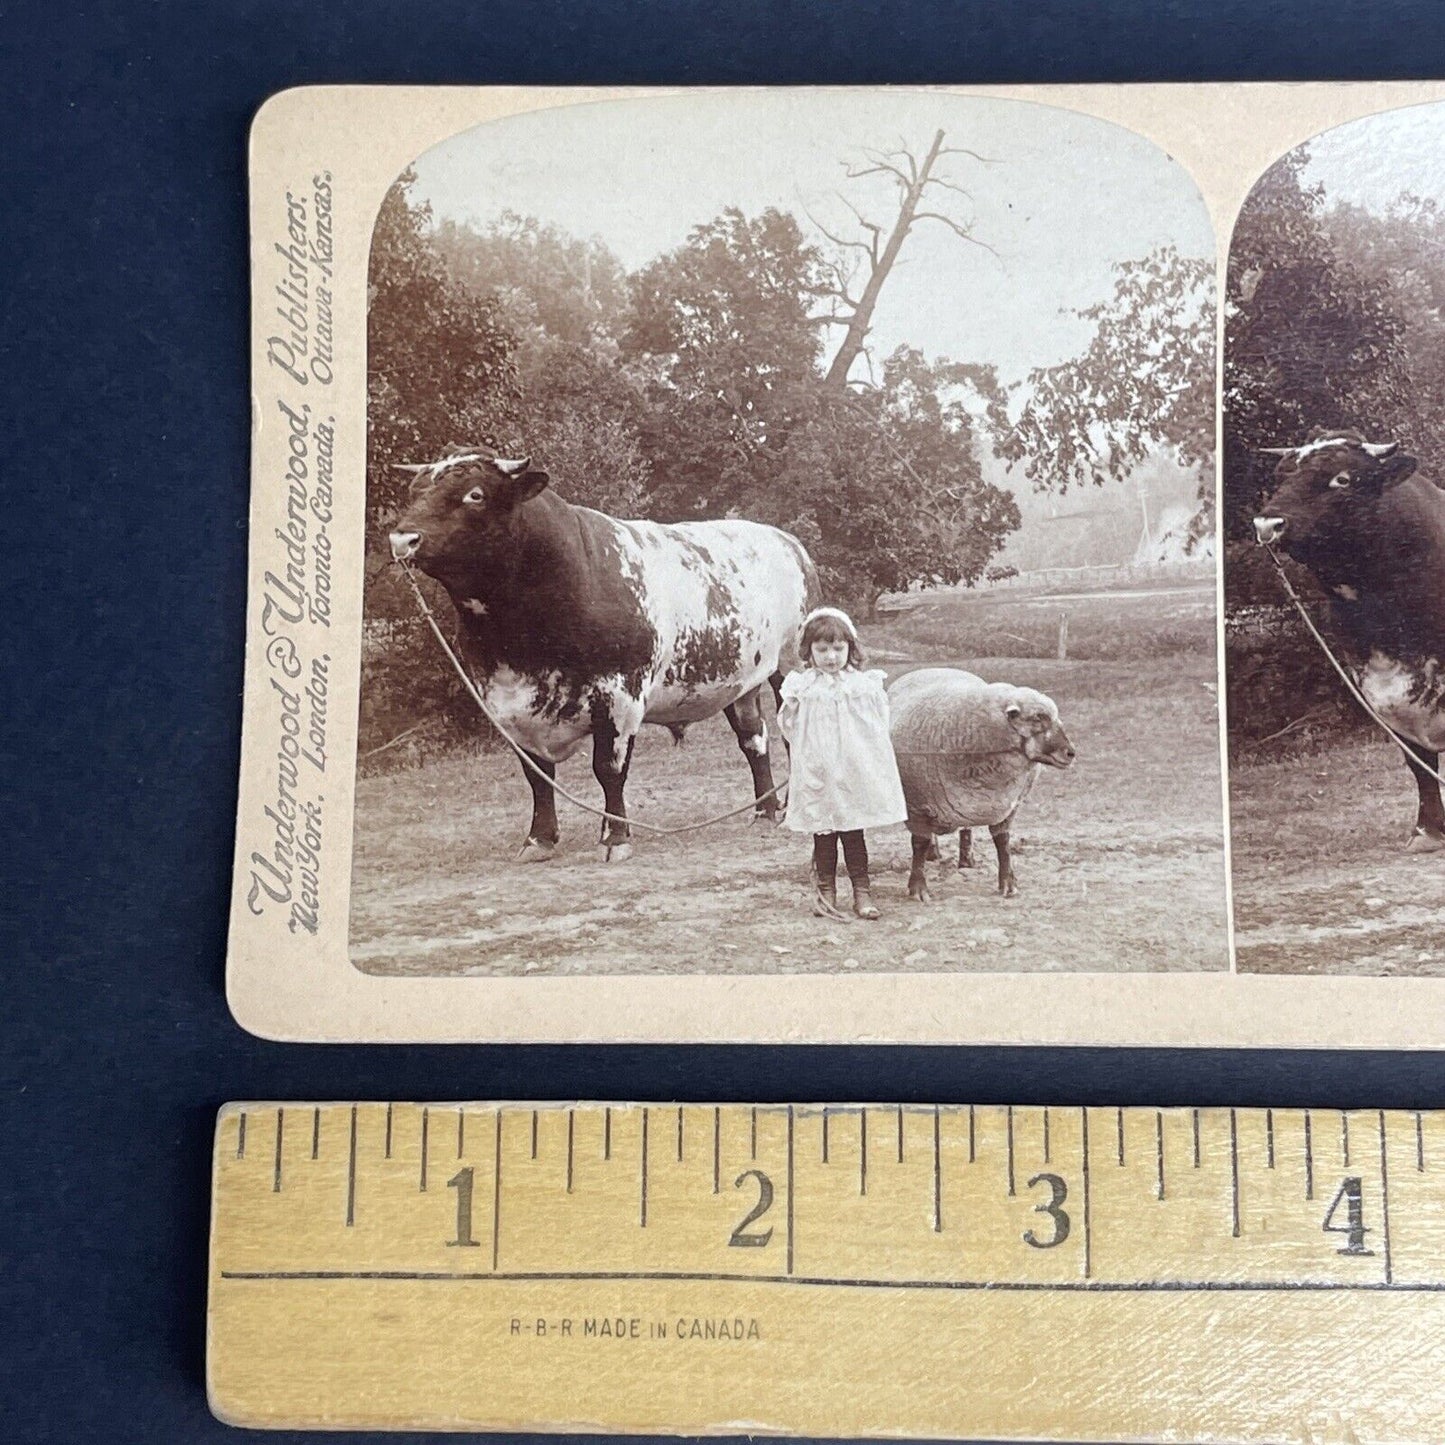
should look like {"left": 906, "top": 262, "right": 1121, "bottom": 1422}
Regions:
{"left": 887, "top": 667, "right": 1076, "bottom": 900}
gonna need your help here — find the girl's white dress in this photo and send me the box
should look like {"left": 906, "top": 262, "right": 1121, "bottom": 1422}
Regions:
{"left": 777, "top": 668, "right": 908, "bottom": 835}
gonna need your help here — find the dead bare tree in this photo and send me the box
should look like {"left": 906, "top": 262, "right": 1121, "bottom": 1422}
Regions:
{"left": 808, "top": 129, "right": 997, "bottom": 390}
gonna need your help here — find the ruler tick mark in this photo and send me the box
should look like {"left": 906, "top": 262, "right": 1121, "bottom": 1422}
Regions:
{"left": 822, "top": 1109, "right": 830, "bottom": 1165}
{"left": 1043, "top": 1106, "right": 1051, "bottom": 1164}
{"left": 751, "top": 1107, "right": 757, "bottom": 1161}
{"left": 968, "top": 1105, "right": 976, "bottom": 1163}
{"left": 312, "top": 1107, "right": 321, "bottom": 1161}
{"left": 1081, "top": 1107, "right": 1092, "bottom": 1279}
{"left": 273, "top": 1109, "right": 284, "bottom": 1193}
{"left": 1006, "top": 1106, "right": 1015, "bottom": 1196}
{"left": 641, "top": 1108, "right": 649, "bottom": 1227}
{"left": 860, "top": 1110, "right": 868, "bottom": 1196}
{"left": 897, "top": 1106, "right": 904, "bottom": 1164}
{"left": 346, "top": 1105, "right": 358, "bottom": 1227}
{"left": 1266, "top": 1109, "right": 1275, "bottom": 1169}
{"left": 531, "top": 1110, "right": 537, "bottom": 1160}
{"left": 1341, "top": 1111, "right": 1351, "bottom": 1168}
{"left": 1192, "top": 1109, "right": 1200, "bottom": 1168}
{"left": 566, "top": 1111, "right": 574, "bottom": 1194}
{"left": 1116, "top": 1108, "right": 1125, "bottom": 1167}
{"left": 420, "top": 1108, "right": 429, "bottom": 1192}
{"left": 604, "top": 1107, "right": 611, "bottom": 1161}
{"left": 932, "top": 1106, "right": 941, "bottom": 1233}
{"left": 237, "top": 1112, "right": 247, "bottom": 1159}
{"left": 492, "top": 1111, "right": 502, "bottom": 1271}
{"left": 457, "top": 1108, "right": 465, "bottom": 1159}
{"left": 384, "top": 1102, "right": 392, "bottom": 1160}
{"left": 1155, "top": 1111, "right": 1164, "bottom": 1200}
{"left": 1417, "top": 1111, "right": 1425, "bottom": 1172}
{"left": 677, "top": 1106, "right": 683, "bottom": 1162}
{"left": 1378, "top": 1110, "right": 1393, "bottom": 1285}
{"left": 1229, "top": 1109, "right": 1240, "bottom": 1239}
{"left": 713, "top": 1107, "right": 720, "bottom": 1194}
{"left": 1304, "top": 1110, "right": 1314, "bottom": 1201}
{"left": 786, "top": 1107, "right": 795, "bottom": 1275}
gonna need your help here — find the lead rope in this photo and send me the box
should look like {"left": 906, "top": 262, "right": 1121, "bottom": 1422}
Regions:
{"left": 1264, "top": 544, "right": 1445, "bottom": 788}
{"left": 396, "top": 559, "right": 789, "bottom": 837}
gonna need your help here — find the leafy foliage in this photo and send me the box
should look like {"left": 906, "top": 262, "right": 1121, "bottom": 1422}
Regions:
{"left": 1223, "top": 151, "right": 1410, "bottom": 546}
{"left": 1001, "top": 245, "right": 1215, "bottom": 541}
{"left": 366, "top": 168, "right": 518, "bottom": 534}
{"left": 1222, "top": 148, "right": 1416, "bottom": 744}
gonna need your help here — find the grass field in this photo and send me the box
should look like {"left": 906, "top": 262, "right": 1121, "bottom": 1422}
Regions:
{"left": 349, "top": 579, "right": 1229, "bottom": 976}
{"left": 1230, "top": 737, "right": 1445, "bottom": 976}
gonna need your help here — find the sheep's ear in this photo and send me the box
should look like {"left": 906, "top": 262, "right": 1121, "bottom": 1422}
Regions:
{"left": 1005, "top": 703, "right": 1022, "bottom": 721}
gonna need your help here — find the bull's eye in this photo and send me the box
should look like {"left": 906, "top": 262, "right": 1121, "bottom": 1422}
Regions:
{"left": 463, "top": 486, "right": 486, "bottom": 505}
{"left": 1328, "top": 472, "right": 1352, "bottom": 490}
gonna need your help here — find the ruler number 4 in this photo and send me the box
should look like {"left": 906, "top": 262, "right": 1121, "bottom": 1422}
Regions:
{"left": 729, "top": 1169, "right": 775, "bottom": 1248}
{"left": 1322, "top": 1176, "right": 1374, "bottom": 1257}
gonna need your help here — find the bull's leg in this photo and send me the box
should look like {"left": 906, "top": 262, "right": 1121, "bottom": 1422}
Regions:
{"left": 590, "top": 717, "right": 637, "bottom": 863}
{"left": 989, "top": 817, "right": 1017, "bottom": 898}
{"left": 908, "top": 834, "right": 934, "bottom": 902}
{"left": 516, "top": 750, "right": 559, "bottom": 862}
{"left": 725, "top": 687, "right": 781, "bottom": 822}
{"left": 1398, "top": 738, "right": 1445, "bottom": 853}
{"left": 957, "top": 829, "right": 978, "bottom": 869}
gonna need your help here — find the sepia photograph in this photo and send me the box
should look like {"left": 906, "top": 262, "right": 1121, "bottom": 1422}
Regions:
{"left": 1224, "top": 101, "right": 1445, "bottom": 976}
{"left": 348, "top": 89, "right": 1228, "bottom": 978}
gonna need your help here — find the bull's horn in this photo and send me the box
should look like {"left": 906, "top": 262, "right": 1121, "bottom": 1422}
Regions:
{"left": 1257, "top": 447, "right": 1294, "bottom": 457}
{"left": 1362, "top": 441, "right": 1399, "bottom": 458}
{"left": 494, "top": 456, "right": 532, "bottom": 476}
{"left": 392, "top": 462, "right": 431, "bottom": 473}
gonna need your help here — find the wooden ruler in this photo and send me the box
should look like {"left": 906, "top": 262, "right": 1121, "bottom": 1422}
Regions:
{"left": 209, "top": 1102, "right": 1445, "bottom": 1439}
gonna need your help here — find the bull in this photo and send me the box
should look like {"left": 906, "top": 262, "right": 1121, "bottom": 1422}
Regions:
{"left": 389, "top": 453, "right": 819, "bottom": 861}
{"left": 1254, "top": 430, "right": 1445, "bottom": 851}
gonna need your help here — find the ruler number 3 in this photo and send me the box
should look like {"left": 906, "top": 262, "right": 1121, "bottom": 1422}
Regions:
{"left": 729, "top": 1169, "right": 775, "bottom": 1248}
{"left": 1023, "top": 1172, "right": 1071, "bottom": 1249}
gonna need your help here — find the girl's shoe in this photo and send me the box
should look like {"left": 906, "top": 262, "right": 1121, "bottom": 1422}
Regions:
{"left": 812, "top": 880, "right": 852, "bottom": 921}
{"left": 851, "top": 884, "right": 880, "bottom": 921}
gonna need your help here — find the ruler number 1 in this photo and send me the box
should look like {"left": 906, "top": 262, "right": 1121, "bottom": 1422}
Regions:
{"left": 729, "top": 1169, "right": 775, "bottom": 1248}
{"left": 1023, "top": 1172, "right": 1071, "bottom": 1249}
{"left": 447, "top": 1167, "right": 481, "bottom": 1249}
{"left": 1322, "top": 1176, "right": 1374, "bottom": 1257}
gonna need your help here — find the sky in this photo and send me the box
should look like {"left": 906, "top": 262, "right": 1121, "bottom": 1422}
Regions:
{"left": 409, "top": 89, "right": 1214, "bottom": 389}
{"left": 1303, "top": 99, "right": 1445, "bottom": 216}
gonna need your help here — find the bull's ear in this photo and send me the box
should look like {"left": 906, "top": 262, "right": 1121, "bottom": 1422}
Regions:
{"left": 497, "top": 459, "right": 550, "bottom": 505}
{"left": 1004, "top": 702, "right": 1023, "bottom": 721}
{"left": 1381, "top": 452, "right": 1418, "bottom": 488}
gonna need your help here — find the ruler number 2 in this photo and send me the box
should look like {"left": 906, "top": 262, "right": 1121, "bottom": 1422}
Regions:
{"left": 1023, "top": 1172, "right": 1071, "bottom": 1249}
{"left": 729, "top": 1169, "right": 775, "bottom": 1248}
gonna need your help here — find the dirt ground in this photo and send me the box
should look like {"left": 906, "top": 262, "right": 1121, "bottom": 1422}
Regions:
{"left": 350, "top": 580, "right": 1229, "bottom": 976}
{"left": 1230, "top": 737, "right": 1445, "bottom": 975}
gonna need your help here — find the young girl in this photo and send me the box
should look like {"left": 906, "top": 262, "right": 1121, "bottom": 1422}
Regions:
{"left": 777, "top": 607, "right": 907, "bottom": 920}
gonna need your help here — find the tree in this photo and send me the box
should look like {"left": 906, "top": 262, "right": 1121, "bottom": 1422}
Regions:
{"left": 1223, "top": 150, "right": 1410, "bottom": 545}
{"left": 1222, "top": 149, "right": 1414, "bottom": 745}
{"left": 366, "top": 168, "right": 518, "bottom": 533}
{"left": 809, "top": 130, "right": 998, "bottom": 390}
{"left": 1001, "top": 245, "right": 1215, "bottom": 545}
{"left": 621, "top": 207, "right": 1018, "bottom": 610}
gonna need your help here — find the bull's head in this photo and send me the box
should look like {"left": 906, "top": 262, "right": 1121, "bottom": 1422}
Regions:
{"left": 1005, "top": 690, "right": 1076, "bottom": 769}
{"left": 1253, "top": 432, "right": 1417, "bottom": 566}
{"left": 388, "top": 454, "right": 550, "bottom": 588}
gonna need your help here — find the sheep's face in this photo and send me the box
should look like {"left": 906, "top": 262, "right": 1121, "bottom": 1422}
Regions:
{"left": 1004, "top": 692, "right": 1076, "bottom": 769}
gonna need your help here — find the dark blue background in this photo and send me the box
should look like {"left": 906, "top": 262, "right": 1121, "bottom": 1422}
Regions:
{"left": 5, "top": 3, "right": 1444, "bottom": 1440}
